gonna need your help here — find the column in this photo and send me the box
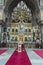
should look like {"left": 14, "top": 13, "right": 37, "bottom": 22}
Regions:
{"left": 0, "top": 21, "right": 2, "bottom": 47}
{"left": 41, "top": 21, "right": 43, "bottom": 48}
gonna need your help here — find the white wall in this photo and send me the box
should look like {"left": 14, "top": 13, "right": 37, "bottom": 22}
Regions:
{"left": 40, "top": 0, "right": 43, "bottom": 6}
{"left": 0, "top": 9, "right": 6, "bottom": 21}
{"left": 40, "top": 10, "right": 43, "bottom": 20}
{"left": 0, "top": 9, "right": 3, "bottom": 20}
{"left": 40, "top": 0, "right": 43, "bottom": 20}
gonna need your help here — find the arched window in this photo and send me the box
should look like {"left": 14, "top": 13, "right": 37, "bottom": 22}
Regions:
{"left": 7, "top": 32, "right": 10, "bottom": 40}
{"left": 12, "top": 29, "right": 14, "bottom": 32}
{"left": 15, "top": 37, "right": 18, "bottom": 41}
{"left": 25, "top": 37, "right": 27, "bottom": 41}
{"left": 3, "top": 33, "right": 6, "bottom": 40}
{"left": 15, "top": 29, "right": 18, "bottom": 32}
{"left": 3, "top": 28, "right": 7, "bottom": 32}
{"left": 25, "top": 29, "right": 27, "bottom": 32}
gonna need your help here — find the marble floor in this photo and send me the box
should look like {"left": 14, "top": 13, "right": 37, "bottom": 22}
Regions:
{"left": 26, "top": 48, "right": 43, "bottom": 65}
{"left": 0, "top": 48, "right": 43, "bottom": 65}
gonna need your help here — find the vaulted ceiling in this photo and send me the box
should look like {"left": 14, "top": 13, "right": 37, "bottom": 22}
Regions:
{"left": 5, "top": 0, "right": 40, "bottom": 25}
{"left": 5, "top": 0, "right": 40, "bottom": 13}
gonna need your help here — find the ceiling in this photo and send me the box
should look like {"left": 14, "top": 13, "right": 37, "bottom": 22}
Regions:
{"left": 4, "top": 0, "right": 40, "bottom": 25}
{"left": 5, "top": 0, "right": 40, "bottom": 13}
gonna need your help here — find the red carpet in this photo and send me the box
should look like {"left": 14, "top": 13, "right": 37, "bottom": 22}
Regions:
{"left": 33, "top": 50, "right": 43, "bottom": 58}
{"left": 6, "top": 45, "right": 32, "bottom": 65}
{"left": 0, "top": 49, "right": 7, "bottom": 55}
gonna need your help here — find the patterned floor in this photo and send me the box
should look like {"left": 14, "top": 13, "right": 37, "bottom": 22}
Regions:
{"left": 0, "top": 48, "right": 43, "bottom": 65}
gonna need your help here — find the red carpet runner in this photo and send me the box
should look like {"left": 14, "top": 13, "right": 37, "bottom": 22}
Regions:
{"left": 6, "top": 45, "right": 32, "bottom": 65}
{"left": 0, "top": 49, "right": 7, "bottom": 55}
{"left": 33, "top": 50, "right": 43, "bottom": 58}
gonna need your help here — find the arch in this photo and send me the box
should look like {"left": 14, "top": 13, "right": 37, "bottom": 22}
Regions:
{"left": 5, "top": 0, "right": 39, "bottom": 13}
{"left": 5, "top": 0, "right": 40, "bottom": 24}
